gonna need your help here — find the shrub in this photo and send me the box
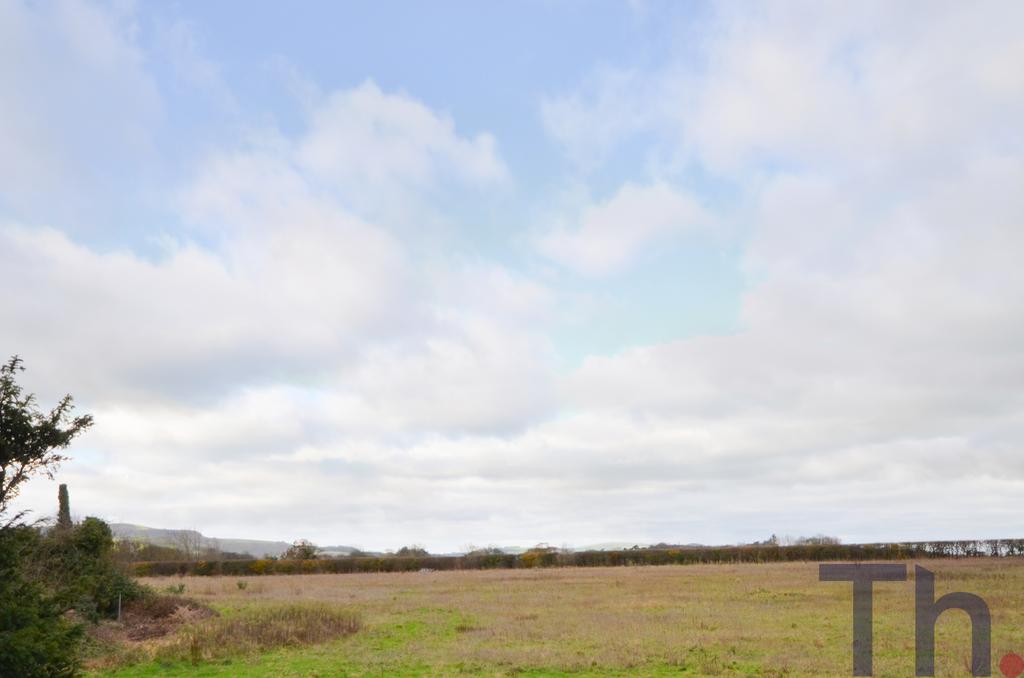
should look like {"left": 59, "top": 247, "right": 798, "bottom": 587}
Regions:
{"left": 35, "top": 516, "right": 145, "bottom": 621}
{"left": 0, "top": 358, "right": 102, "bottom": 674}
{"left": 283, "top": 539, "right": 319, "bottom": 560}
{"left": 0, "top": 526, "right": 83, "bottom": 678}
{"left": 192, "top": 560, "right": 216, "bottom": 576}
{"left": 519, "top": 545, "right": 558, "bottom": 568}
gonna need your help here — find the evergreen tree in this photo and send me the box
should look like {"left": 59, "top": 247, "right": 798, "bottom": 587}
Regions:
{"left": 0, "top": 526, "right": 83, "bottom": 678}
{"left": 0, "top": 357, "right": 93, "bottom": 674}
{"left": 0, "top": 356, "right": 93, "bottom": 519}
{"left": 57, "top": 483, "right": 72, "bottom": 529}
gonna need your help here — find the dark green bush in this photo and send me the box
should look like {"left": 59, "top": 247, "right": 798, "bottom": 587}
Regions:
{"left": 0, "top": 526, "right": 84, "bottom": 678}
{"left": 283, "top": 539, "right": 319, "bottom": 560}
{"left": 33, "top": 517, "right": 145, "bottom": 621}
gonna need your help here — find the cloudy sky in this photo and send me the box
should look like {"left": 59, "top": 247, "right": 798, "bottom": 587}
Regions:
{"left": 4, "top": 1, "right": 1023, "bottom": 552}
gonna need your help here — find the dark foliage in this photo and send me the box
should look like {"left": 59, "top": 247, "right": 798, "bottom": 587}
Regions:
{"left": 112, "top": 540, "right": 188, "bottom": 563}
{"left": 0, "top": 526, "right": 83, "bottom": 678}
{"left": 33, "top": 517, "right": 145, "bottom": 622}
{"left": 0, "top": 357, "right": 97, "bottom": 676}
{"left": 111, "top": 539, "right": 253, "bottom": 563}
{"left": 132, "top": 538, "right": 1024, "bottom": 578}
{"left": 0, "top": 356, "right": 93, "bottom": 519}
{"left": 56, "top": 484, "right": 72, "bottom": 530}
{"left": 283, "top": 539, "right": 319, "bottom": 560}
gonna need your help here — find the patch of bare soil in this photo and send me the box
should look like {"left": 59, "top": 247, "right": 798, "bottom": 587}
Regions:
{"left": 89, "top": 595, "right": 217, "bottom": 645}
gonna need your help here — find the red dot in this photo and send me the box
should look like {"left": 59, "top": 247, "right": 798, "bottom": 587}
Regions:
{"left": 1000, "top": 653, "right": 1024, "bottom": 678}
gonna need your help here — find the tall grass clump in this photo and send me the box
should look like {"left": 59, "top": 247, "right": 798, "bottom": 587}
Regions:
{"left": 158, "top": 602, "right": 361, "bottom": 663}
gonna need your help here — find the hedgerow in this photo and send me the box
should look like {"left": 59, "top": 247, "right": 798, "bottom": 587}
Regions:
{"left": 131, "top": 538, "right": 1024, "bottom": 577}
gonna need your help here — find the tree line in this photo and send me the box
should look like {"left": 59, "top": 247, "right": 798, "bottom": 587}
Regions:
{"left": 130, "top": 538, "right": 1024, "bottom": 577}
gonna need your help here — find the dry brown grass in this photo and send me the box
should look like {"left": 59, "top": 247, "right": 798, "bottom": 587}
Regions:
{"left": 155, "top": 602, "right": 361, "bottom": 664}
{"left": 84, "top": 595, "right": 217, "bottom": 671}
{"left": 129, "top": 559, "right": 1024, "bottom": 675}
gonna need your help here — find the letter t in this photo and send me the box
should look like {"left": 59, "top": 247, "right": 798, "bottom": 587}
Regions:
{"left": 821, "top": 563, "right": 908, "bottom": 676}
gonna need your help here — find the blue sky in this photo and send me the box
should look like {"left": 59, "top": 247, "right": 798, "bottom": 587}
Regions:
{"left": 2, "top": 0, "right": 742, "bottom": 363}
{"left": 3, "top": 1, "right": 1024, "bottom": 551}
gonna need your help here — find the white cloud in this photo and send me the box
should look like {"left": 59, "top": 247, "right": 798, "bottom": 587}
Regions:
{"left": 0, "top": 214, "right": 406, "bottom": 402}
{"left": 154, "top": 17, "right": 236, "bottom": 111}
{"left": 2, "top": 69, "right": 554, "bottom": 542}
{"left": 540, "top": 68, "right": 673, "bottom": 169}
{"left": 7, "top": 1, "right": 1024, "bottom": 551}
{"left": 297, "top": 81, "right": 507, "bottom": 191}
{"left": 0, "top": 0, "right": 160, "bottom": 221}
{"left": 538, "top": 181, "right": 706, "bottom": 276}
{"left": 545, "top": 2, "right": 1024, "bottom": 178}
{"left": 1, "top": 79, "right": 539, "bottom": 431}
{"left": 524, "top": 1, "right": 1024, "bottom": 545}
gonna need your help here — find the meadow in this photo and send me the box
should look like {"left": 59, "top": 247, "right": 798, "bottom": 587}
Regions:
{"left": 93, "top": 559, "right": 1024, "bottom": 677}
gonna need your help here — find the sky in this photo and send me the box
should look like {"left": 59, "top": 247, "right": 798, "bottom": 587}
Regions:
{"left": 3, "top": 0, "right": 1024, "bottom": 552}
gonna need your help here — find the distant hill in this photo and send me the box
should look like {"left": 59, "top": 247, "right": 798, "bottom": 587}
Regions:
{"left": 108, "top": 526, "right": 679, "bottom": 559}
{"left": 109, "top": 523, "right": 358, "bottom": 558}
{"left": 494, "top": 542, "right": 655, "bottom": 554}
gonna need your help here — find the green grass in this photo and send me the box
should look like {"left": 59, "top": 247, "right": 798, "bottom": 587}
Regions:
{"left": 91, "top": 559, "right": 1024, "bottom": 677}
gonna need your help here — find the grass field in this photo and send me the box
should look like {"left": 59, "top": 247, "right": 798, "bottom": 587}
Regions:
{"left": 93, "top": 559, "right": 1024, "bottom": 677}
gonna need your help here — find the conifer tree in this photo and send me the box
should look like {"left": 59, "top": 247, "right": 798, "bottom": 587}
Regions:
{"left": 57, "top": 483, "right": 72, "bottom": 528}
